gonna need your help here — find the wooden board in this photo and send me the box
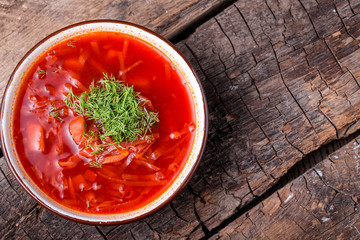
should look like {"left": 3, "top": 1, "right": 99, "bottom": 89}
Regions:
{"left": 170, "top": 0, "right": 360, "bottom": 234}
{"left": 211, "top": 137, "right": 360, "bottom": 239}
{"left": 0, "top": 0, "right": 231, "bottom": 96}
{"left": 0, "top": 0, "right": 228, "bottom": 238}
{"left": 3, "top": 0, "right": 360, "bottom": 239}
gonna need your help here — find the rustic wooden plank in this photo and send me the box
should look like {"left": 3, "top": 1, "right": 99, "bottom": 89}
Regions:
{"left": 3, "top": 0, "right": 360, "bottom": 239}
{"left": 1, "top": 0, "right": 226, "bottom": 237}
{"left": 165, "top": 0, "right": 360, "bottom": 234}
{"left": 0, "top": 0, "right": 231, "bottom": 97}
{"left": 211, "top": 137, "right": 360, "bottom": 239}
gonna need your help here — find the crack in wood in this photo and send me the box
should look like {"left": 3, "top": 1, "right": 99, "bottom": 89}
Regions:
{"left": 313, "top": 168, "right": 360, "bottom": 211}
{"left": 346, "top": 0, "right": 356, "bottom": 16}
{"left": 184, "top": 43, "right": 231, "bottom": 115}
{"left": 200, "top": 130, "right": 360, "bottom": 239}
{"left": 270, "top": 42, "right": 318, "bottom": 139}
{"left": 291, "top": 218, "right": 309, "bottom": 234}
{"left": 317, "top": 210, "right": 358, "bottom": 237}
{"left": 265, "top": 0, "right": 277, "bottom": 21}
{"left": 347, "top": 67, "right": 360, "bottom": 89}
{"left": 170, "top": 202, "right": 189, "bottom": 223}
{"left": 193, "top": 198, "right": 211, "bottom": 236}
{"left": 233, "top": 4, "right": 259, "bottom": 46}
{"left": 0, "top": 168, "right": 20, "bottom": 197}
{"left": 214, "top": 17, "right": 236, "bottom": 57}
{"left": 169, "top": 0, "right": 239, "bottom": 43}
{"left": 333, "top": 2, "right": 358, "bottom": 42}
{"left": 95, "top": 226, "right": 108, "bottom": 240}
{"left": 297, "top": 0, "right": 321, "bottom": 39}
{"left": 324, "top": 39, "right": 345, "bottom": 72}
{"left": 318, "top": 106, "right": 340, "bottom": 138}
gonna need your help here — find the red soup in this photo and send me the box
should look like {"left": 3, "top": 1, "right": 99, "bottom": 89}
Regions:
{"left": 13, "top": 32, "right": 195, "bottom": 213}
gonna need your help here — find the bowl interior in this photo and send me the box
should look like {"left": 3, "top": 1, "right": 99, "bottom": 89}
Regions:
{"left": 1, "top": 21, "right": 207, "bottom": 224}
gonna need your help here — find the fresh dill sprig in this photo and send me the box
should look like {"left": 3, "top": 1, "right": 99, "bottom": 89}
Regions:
{"left": 49, "top": 110, "right": 63, "bottom": 121}
{"left": 37, "top": 69, "right": 47, "bottom": 79}
{"left": 91, "top": 149, "right": 103, "bottom": 156}
{"left": 67, "top": 40, "right": 76, "bottom": 48}
{"left": 53, "top": 66, "right": 62, "bottom": 73}
{"left": 49, "top": 103, "right": 63, "bottom": 121}
{"left": 65, "top": 73, "right": 159, "bottom": 142}
{"left": 86, "top": 159, "right": 102, "bottom": 168}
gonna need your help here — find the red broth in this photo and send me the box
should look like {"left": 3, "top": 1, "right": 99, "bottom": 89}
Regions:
{"left": 12, "top": 32, "right": 195, "bottom": 213}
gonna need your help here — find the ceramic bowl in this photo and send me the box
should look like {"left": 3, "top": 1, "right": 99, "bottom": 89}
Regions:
{"left": 0, "top": 20, "right": 208, "bottom": 225}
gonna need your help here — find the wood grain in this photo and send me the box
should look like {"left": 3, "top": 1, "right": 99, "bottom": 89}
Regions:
{"left": 3, "top": 0, "right": 360, "bottom": 239}
{"left": 211, "top": 137, "right": 360, "bottom": 239}
{"left": 0, "top": 0, "right": 227, "bottom": 239}
{"left": 173, "top": 0, "right": 360, "bottom": 234}
{"left": 0, "top": 0, "right": 231, "bottom": 97}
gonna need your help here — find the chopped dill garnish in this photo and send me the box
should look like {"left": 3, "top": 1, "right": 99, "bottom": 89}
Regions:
{"left": 49, "top": 103, "right": 63, "bottom": 121}
{"left": 37, "top": 69, "right": 47, "bottom": 79}
{"left": 65, "top": 73, "right": 159, "bottom": 142}
{"left": 86, "top": 159, "right": 102, "bottom": 168}
{"left": 86, "top": 199, "right": 90, "bottom": 209}
{"left": 170, "top": 62, "right": 177, "bottom": 71}
{"left": 91, "top": 147, "right": 104, "bottom": 156}
{"left": 67, "top": 40, "right": 76, "bottom": 48}
{"left": 53, "top": 66, "right": 62, "bottom": 73}
{"left": 49, "top": 110, "right": 63, "bottom": 121}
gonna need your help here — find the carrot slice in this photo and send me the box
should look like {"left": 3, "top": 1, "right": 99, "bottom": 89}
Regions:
{"left": 78, "top": 52, "right": 88, "bottom": 66}
{"left": 90, "top": 41, "right": 101, "bottom": 55}
{"left": 52, "top": 100, "right": 67, "bottom": 110}
{"left": 97, "top": 172, "right": 167, "bottom": 186}
{"left": 85, "top": 183, "right": 101, "bottom": 191}
{"left": 70, "top": 77, "right": 88, "bottom": 92}
{"left": 118, "top": 52, "right": 126, "bottom": 80}
{"left": 122, "top": 60, "right": 143, "bottom": 75}
{"left": 169, "top": 123, "right": 196, "bottom": 140}
{"left": 138, "top": 94, "right": 155, "bottom": 110}
{"left": 79, "top": 148, "right": 94, "bottom": 158}
{"left": 97, "top": 166, "right": 119, "bottom": 178}
{"left": 168, "top": 163, "right": 179, "bottom": 172}
{"left": 58, "top": 154, "right": 82, "bottom": 168}
{"left": 165, "top": 62, "right": 172, "bottom": 82}
{"left": 122, "top": 172, "right": 165, "bottom": 181}
{"left": 122, "top": 40, "right": 129, "bottom": 58}
{"left": 152, "top": 135, "right": 188, "bottom": 159}
{"left": 69, "top": 116, "right": 86, "bottom": 145}
{"left": 68, "top": 176, "right": 76, "bottom": 199}
{"left": 101, "top": 150, "right": 130, "bottom": 164}
{"left": 45, "top": 84, "right": 56, "bottom": 95}
{"left": 55, "top": 47, "right": 74, "bottom": 57}
{"left": 84, "top": 170, "right": 97, "bottom": 182}
{"left": 88, "top": 58, "right": 106, "bottom": 73}
{"left": 27, "top": 122, "right": 45, "bottom": 152}
{"left": 85, "top": 191, "right": 95, "bottom": 202}
{"left": 56, "top": 124, "right": 63, "bottom": 153}
{"left": 96, "top": 197, "right": 143, "bottom": 211}
{"left": 63, "top": 58, "right": 84, "bottom": 72}
{"left": 72, "top": 174, "right": 87, "bottom": 191}
{"left": 132, "top": 159, "right": 160, "bottom": 171}
{"left": 96, "top": 200, "right": 117, "bottom": 209}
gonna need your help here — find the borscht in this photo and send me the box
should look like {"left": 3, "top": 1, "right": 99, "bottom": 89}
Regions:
{"left": 12, "top": 32, "right": 195, "bottom": 213}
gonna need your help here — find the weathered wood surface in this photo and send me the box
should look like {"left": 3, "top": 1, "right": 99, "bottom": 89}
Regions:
{"left": 211, "top": 137, "right": 360, "bottom": 240}
{"left": 0, "top": 0, "right": 231, "bottom": 96}
{"left": 176, "top": 0, "right": 360, "bottom": 235}
{"left": 3, "top": 0, "right": 360, "bottom": 239}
